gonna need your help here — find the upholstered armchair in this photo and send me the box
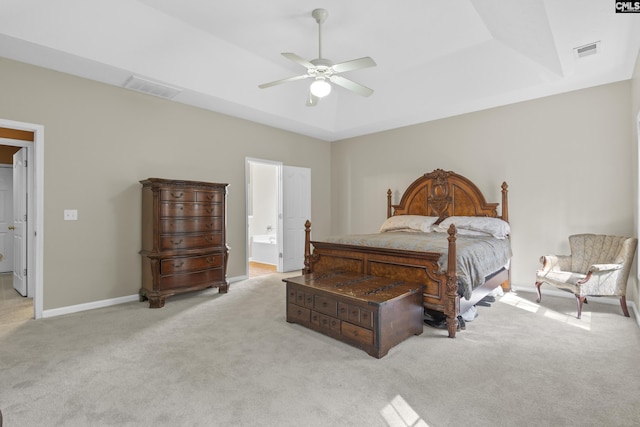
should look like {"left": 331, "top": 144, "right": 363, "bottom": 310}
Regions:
{"left": 535, "top": 234, "right": 637, "bottom": 319}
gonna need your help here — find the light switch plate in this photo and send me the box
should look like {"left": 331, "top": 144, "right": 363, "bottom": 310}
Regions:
{"left": 64, "top": 209, "right": 78, "bottom": 221}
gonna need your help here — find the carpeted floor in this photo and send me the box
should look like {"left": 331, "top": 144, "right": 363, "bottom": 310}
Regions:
{"left": 1, "top": 273, "right": 639, "bottom": 426}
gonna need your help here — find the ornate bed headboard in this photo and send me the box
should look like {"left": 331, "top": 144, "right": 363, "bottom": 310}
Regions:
{"left": 387, "top": 169, "right": 509, "bottom": 222}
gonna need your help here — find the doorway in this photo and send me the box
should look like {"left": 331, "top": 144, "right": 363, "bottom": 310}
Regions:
{"left": 0, "top": 119, "right": 44, "bottom": 322}
{"left": 246, "top": 159, "right": 280, "bottom": 277}
{"left": 245, "top": 158, "right": 311, "bottom": 278}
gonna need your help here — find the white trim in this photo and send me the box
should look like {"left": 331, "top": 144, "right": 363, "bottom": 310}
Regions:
{"left": 41, "top": 275, "right": 247, "bottom": 318}
{"left": 245, "top": 157, "right": 283, "bottom": 276}
{"left": 228, "top": 275, "right": 247, "bottom": 283}
{"left": 0, "top": 119, "right": 43, "bottom": 319}
{"left": 42, "top": 294, "right": 140, "bottom": 318}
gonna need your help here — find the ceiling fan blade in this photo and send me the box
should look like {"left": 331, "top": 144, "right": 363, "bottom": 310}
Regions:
{"left": 306, "top": 92, "right": 319, "bottom": 107}
{"left": 329, "top": 75, "right": 374, "bottom": 97}
{"left": 258, "top": 74, "right": 310, "bottom": 89}
{"left": 332, "top": 57, "right": 376, "bottom": 73}
{"left": 282, "top": 52, "right": 316, "bottom": 69}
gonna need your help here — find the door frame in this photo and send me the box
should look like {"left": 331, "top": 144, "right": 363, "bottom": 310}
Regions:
{"left": 245, "top": 157, "right": 283, "bottom": 276}
{"left": 0, "top": 118, "right": 44, "bottom": 319}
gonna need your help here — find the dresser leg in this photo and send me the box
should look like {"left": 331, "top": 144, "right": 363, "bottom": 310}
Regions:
{"left": 218, "top": 283, "right": 229, "bottom": 293}
{"left": 148, "top": 296, "right": 166, "bottom": 308}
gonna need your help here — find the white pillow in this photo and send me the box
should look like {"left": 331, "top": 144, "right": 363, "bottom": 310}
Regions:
{"left": 435, "top": 216, "right": 510, "bottom": 239}
{"left": 379, "top": 215, "right": 439, "bottom": 233}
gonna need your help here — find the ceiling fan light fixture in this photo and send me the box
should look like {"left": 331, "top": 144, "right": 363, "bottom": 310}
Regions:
{"left": 310, "top": 78, "right": 331, "bottom": 98}
{"left": 259, "top": 8, "right": 375, "bottom": 105}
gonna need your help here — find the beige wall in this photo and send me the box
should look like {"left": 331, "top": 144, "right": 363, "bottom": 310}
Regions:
{"left": 0, "top": 58, "right": 332, "bottom": 310}
{"left": 332, "top": 81, "right": 635, "bottom": 294}
{"left": 1, "top": 54, "right": 638, "bottom": 313}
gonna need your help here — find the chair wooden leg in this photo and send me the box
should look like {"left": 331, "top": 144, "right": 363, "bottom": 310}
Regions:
{"left": 535, "top": 282, "right": 542, "bottom": 303}
{"left": 620, "top": 296, "right": 630, "bottom": 317}
{"left": 575, "top": 295, "right": 585, "bottom": 319}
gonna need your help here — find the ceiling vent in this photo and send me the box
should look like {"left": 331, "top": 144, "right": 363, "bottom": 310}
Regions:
{"left": 123, "top": 76, "right": 182, "bottom": 99}
{"left": 573, "top": 41, "right": 600, "bottom": 59}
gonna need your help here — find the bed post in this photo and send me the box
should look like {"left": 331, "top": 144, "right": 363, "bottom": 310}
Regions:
{"left": 445, "top": 224, "right": 460, "bottom": 338}
{"left": 501, "top": 182, "right": 509, "bottom": 222}
{"left": 387, "top": 189, "right": 393, "bottom": 218}
{"left": 303, "top": 220, "right": 311, "bottom": 274}
{"left": 500, "top": 182, "right": 511, "bottom": 292}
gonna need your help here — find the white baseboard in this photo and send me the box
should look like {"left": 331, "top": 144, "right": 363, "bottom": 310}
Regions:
{"left": 512, "top": 285, "right": 640, "bottom": 328}
{"left": 42, "top": 275, "right": 246, "bottom": 319}
{"left": 42, "top": 294, "right": 140, "bottom": 318}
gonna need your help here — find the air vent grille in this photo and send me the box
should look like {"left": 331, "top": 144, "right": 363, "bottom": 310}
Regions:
{"left": 123, "top": 76, "right": 182, "bottom": 99}
{"left": 574, "top": 41, "right": 600, "bottom": 59}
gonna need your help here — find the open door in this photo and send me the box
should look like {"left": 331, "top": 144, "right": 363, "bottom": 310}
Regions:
{"left": 13, "top": 148, "right": 27, "bottom": 296}
{"left": 280, "top": 165, "right": 311, "bottom": 272}
{"left": 0, "top": 166, "right": 13, "bottom": 273}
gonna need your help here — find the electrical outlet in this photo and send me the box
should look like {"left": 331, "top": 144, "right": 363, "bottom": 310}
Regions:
{"left": 64, "top": 209, "right": 78, "bottom": 221}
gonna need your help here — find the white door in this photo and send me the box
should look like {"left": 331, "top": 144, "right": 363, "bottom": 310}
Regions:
{"left": 280, "top": 165, "right": 311, "bottom": 272}
{"left": 0, "top": 167, "right": 13, "bottom": 272}
{"left": 13, "top": 148, "right": 27, "bottom": 296}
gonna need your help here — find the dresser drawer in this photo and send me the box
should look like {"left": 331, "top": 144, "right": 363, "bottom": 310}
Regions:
{"left": 338, "top": 302, "right": 373, "bottom": 329}
{"left": 349, "top": 306, "right": 373, "bottom": 329}
{"left": 314, "top": 295, "right": 337, "bottom": 316}
{"left": 158, "top": 267, "right": 224, "bottom": 290}
{"left": 287, "top": 303, "right": 310, "bottom": 323}
{"left": 160, "top": 254, "right": 223, "bottom": 275}
{"left": 312, "top": 312, "right": 340, "bottom": 331}
{"left": 196, "top": 191, "right": 223, "bottom": 203}
{"left": 341, "top": 322, "right": 374, "bottom": 346}
{"left": 160, "top": 189, "right": 196, "bottom": 202}
{"left": 160, "top": 233, "right": 222, "bottom": 250}
{"left": 159, "top": 218, "right": 222, "bottom": 234}
{"left": 160, "top": 202, "right": 223, "bottom": 217}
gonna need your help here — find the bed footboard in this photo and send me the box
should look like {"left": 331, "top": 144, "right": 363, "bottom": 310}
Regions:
{"left": 303, "top": 221, "right": 461, "bottom": 338}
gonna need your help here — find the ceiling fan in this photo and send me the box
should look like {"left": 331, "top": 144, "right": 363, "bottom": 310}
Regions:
{"left": 258, "top": 8, "right": 376, "bottom": 106}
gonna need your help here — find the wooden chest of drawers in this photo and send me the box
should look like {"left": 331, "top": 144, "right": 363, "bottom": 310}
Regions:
{"left": 139, "top": 178, "right": 229, "bottom": 308}
{"left": 284, "top": 271, "right": 424, "bottom": 358}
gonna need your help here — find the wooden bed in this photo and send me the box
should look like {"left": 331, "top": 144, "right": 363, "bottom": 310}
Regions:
{"left": 303, "top": 169, "right": 510, "bottom": 338}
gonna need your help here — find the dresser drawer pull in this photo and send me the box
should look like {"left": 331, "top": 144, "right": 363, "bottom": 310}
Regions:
{"left": 170, "top": 192, "right": 184, "bottom": 199}
{"left": 205, "top": 236, "right": 214, "bottom": 243}
{"left": 173, "top": 261, "right": 184, "bottom": 268}
{"left": 205, "top": 207, "right": 214, "bottom": 214}
{"left": 206, "top": 256, "right": 215, "bottom": 264}
{"left": 171, "top": 239, "right": 183, "bottom": 245}
{"left": 205, "top": 194, "right": 215, "bottom": 200}
{"left": 205, "top": 223, "right": 214, "bottom": 229}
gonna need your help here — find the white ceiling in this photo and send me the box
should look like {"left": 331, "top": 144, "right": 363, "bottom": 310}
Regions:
{"left": 1, "top": 0, "right": 639, "bottom": 141}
